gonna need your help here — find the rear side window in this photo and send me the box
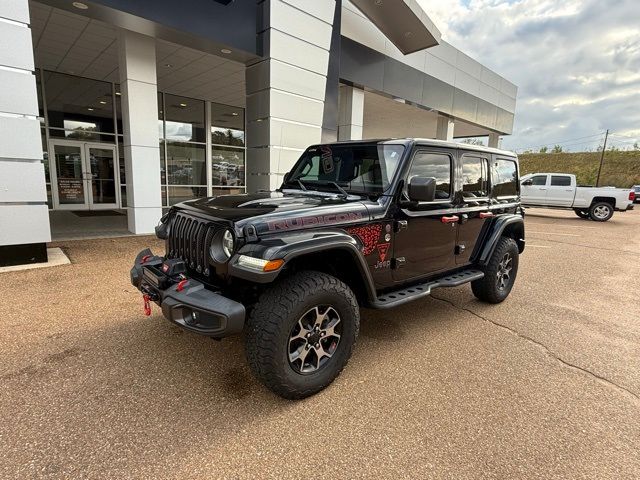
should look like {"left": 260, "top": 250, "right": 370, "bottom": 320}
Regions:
{"left": 551, "top": 175, "right": 571, "bottom": 187}
{"left": 531, "top": 175, "right": 547, "bottom": 186}
{"left": 491, "top": 159, "right": 518, "bottom": 198}
{"left": 461, "top": 156, "right": 489, "bottom": 198}
{"left": 408, "top": 152, "right": 452, "bottom": 200}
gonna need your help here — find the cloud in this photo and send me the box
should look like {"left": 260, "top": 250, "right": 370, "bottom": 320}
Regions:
{"left": 417, "top": 0, "right": 640, "bottom": 151}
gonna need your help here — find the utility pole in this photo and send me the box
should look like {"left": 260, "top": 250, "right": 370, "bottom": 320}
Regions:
{"left": 596, "top": 129, "right": 609, "bottom": 187}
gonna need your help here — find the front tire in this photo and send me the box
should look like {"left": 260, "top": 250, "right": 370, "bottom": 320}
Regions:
{"left": 573, "top": 208, "right": 590, "bottom": 219}
{"left": 245, "top": 271, "right": 359, "bottom": 399}
{"left": 472, "top": 236, "right": 519, "bottom": 304}
{"left": 589, "top": 202, "right": 614, "bottom": 222}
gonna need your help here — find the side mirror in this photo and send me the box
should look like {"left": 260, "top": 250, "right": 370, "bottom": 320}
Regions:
{"left": 521, "top": 179, "right": 533, "bottom": 186}
{"left": 408, "top": 176, "right": 436, "bottom": 202}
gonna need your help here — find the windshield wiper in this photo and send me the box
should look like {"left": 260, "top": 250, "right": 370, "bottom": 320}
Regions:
{"left": 326, "top": 181, "right": 349, "bottom": 198}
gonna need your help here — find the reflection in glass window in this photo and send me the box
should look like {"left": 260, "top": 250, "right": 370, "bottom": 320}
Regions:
{"left": 166, "top": 142, "right": 206, "bottom": 186}
{"left": 492, "top": 159, "right": 518, "bottom": 197}
{"left": 212, "top": 147, "right": 245, "bottom": 187}
{"left": 43, "top": 71, "right": 115, "bottom": 136}
{"left": 551, "top": 175, "right": 571, "bottom": 186}
{"left": 211, "top": 102, "right": 244, "bottom": 146}
{"left": 164, "top": 94, "right": 205, "bottom": 143}
{"left": 462, "top": 156, "right": 489, "bottom": 198}
{"left": 408, "top": 152, "right": 451, "bottom": 200}
{"left": 168, "top": 186, "right": 207, "bottom": 205}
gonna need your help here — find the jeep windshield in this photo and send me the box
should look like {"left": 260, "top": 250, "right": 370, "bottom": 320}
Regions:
{"left": 284, "top": 143, "right": 405, "bottom": 195}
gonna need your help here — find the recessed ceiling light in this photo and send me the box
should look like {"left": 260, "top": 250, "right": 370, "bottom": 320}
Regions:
{"left": 164, "top": 63, "right": 173, "bottom": 68}
{"left": 115, "top": 92, "right": 121, "bottom": 96}
{"left": 99, "top": 100, "right": 107, "bottom": 104}
{"left": 231, "top": 112, "right": 239, "bottom": 116}
{"left": 87, "top": 107, "right": 94, "bottom": 111}
{"left": 72, "top": 2, "right": 88, "bottom": 9}
{"left": 221, "top": 48, "right": 232, "bottom": 54}
{"left": 179, "top": 103, "right": 187, "bottom": 107}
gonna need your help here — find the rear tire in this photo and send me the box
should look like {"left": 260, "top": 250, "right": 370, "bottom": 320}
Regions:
{"left": 573, "top": 208, "right": 590, "bottom": 219}
{"left": 589, "top": 202, "right": 614, "bottom": 222}
{"left": 472, "top": 236, "right": 519, "bottom": 304}
{"left": 245, "top": 271, "right": 359, "bottom": 399}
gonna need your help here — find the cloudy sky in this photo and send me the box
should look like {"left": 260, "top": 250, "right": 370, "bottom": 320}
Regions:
{"left": 417, "top": 0, "right": 640, "bottom": 152}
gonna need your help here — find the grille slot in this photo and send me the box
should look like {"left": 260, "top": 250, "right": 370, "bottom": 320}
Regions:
{"left": 167, "top": 212, "right": 222, "bottom": 275}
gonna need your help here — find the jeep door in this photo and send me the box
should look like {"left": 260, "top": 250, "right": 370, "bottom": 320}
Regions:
{"left": 455, "top": 153, "right": 491, "bottom": 265}
{"left": 392, "top": 148, "right": 458, "bottom": 282}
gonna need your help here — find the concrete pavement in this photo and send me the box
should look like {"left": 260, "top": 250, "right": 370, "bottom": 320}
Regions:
{"left": 1, "top": 208, "right": 639, "bottom": 479}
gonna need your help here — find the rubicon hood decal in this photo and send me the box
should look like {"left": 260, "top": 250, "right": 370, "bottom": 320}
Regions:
{"left": 267, "top": 212, "right": 363, "bottom": 231}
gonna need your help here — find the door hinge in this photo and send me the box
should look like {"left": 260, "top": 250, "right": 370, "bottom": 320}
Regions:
{"left": 395, "top": 220, "right": 408, "bottom": 232}
{"left": 392, "top": 257, "right": 406, "bottom": 269}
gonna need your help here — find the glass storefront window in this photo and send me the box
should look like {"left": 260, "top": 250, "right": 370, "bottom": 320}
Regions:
{"left": 211, "top": 102, "right": 244, "bottom": 147}
{"left": 43, "top": 71, "right": 115, "bottom": 138}
{"left": 212, "top": 146, "right": 245, "bottom": 187}
{"left": 168, "top": 186, "right": 207, "bottom": 206}
{"left": 212, "top": 187, "right": 244, "bottom": 197}
{"left": 164, "top": 94, "right": 205, "bottom": 143}
{"left": 166, "top": 141, "right": 206, "bottom": 186}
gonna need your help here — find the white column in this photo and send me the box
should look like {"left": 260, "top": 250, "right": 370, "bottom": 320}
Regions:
{"left": 435, "top": 115, "right": 455, "bottom": 141}
{"left": 245, "top": 0, "right": 336, "bottom": 192}
{"left": 338, "top": 85, "right": 364, "bottom": 141}
{"left": 488, "top": 132, "right": 500, "bottom": 148}
{"left": 118, "top": 30, "right": 162, "bottom": 234}
{"left": 0, "top": 0, "right": 51, "bottom": 264}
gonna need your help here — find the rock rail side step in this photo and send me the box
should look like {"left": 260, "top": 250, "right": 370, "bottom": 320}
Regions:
{"left": 371, "top": 269, "right": 485, "bottom": 309}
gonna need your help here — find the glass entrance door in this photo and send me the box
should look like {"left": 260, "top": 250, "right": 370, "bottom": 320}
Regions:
{"left": 50, "top": 140, "right": 119, "bottom": 210}
{"left": 85, "top": 144, "right": 118, "bottom": 209}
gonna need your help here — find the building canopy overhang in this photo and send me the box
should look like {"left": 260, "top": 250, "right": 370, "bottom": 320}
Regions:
{"left": 349, "top": 0, "right": 441, "bottom": 54}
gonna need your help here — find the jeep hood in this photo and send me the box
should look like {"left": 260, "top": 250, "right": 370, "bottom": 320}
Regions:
{"left": 176, "top": 191, "right": 371, "bottom": 234}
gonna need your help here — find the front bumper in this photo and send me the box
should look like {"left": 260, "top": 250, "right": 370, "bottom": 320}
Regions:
{"left": 130, "top": 249, "right": 245, "bottom": 338}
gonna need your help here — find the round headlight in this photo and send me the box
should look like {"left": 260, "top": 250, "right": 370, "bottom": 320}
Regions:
{"left": 222, "top": 229, "right": 234, "bottom": 258}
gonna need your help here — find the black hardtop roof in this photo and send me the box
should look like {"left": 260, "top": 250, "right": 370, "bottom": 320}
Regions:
{"left": 319, "top": 138, "right": 517, "bottom": 158}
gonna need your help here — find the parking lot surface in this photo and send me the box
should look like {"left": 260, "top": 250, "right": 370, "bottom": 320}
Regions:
{"left": 1, "top": 208, "right": 639, "bottom": 479}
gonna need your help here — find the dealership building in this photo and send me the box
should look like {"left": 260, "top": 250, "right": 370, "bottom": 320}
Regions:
{"left": 0, "top": 0, "right": 517, "bottom": 266}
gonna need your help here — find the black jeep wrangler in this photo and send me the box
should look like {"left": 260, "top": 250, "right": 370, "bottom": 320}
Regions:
{"left": 131, "top": 139, "right": 525, "bottom": 399}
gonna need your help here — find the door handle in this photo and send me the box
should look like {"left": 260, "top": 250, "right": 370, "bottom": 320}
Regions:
{"left": 441, "top": 215, "right": 459, "bottom": 224}
{"left": 479, "top": 212, "right": 494, "bottom": 219}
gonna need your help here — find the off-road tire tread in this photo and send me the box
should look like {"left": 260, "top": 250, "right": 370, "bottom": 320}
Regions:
{"left": 471, "top": 236, "right": 519, "bottom": 304}
{"left": 245, "top": 271, "right": 359, "bottom": 399}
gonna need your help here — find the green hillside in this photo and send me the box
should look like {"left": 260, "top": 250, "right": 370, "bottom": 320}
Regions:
{"left": 519, "top": 151, "right": 640, "bottom": 188}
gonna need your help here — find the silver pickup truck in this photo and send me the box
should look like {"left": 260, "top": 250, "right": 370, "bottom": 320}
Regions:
{"left": 520, "top": 173, "right": 635, "bottom": 221}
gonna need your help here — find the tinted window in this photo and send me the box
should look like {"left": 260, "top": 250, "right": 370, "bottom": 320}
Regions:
{"left": 287, "top": 144, "right": 405, "bottom": 194}
{"left": 462, "top": 156, "right": 489, "bottom": 198}
{"left": 551, "top": 175, "right": 571, "bottom": 187}
{"left": 531, "top": 175, "right": 547, "bottom": 186}
{"left": 408, "top": 152, "right": 452, "bottom": 200}
{"left": 492, "top": 159, "right": 518, "bottom": 197}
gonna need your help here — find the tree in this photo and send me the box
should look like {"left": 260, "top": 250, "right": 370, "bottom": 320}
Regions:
{"left": 634, "top": 142, "right": 639, "bottom": 150}
{"left": 539, "top": 146, "right": 548, "bottom": 153}
{"left": 552, "top": 145, "right": 563, "bottom": 153}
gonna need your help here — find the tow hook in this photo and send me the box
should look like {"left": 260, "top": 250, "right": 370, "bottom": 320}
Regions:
{"left": 143, "top": 294, "right": 152, "bottom": 316}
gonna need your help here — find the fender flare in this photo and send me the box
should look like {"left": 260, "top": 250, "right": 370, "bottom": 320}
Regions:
{"left": 474, "top": 215, "right": 525, "bottom": 266}
{"left": 228, "top": 230, "right": 378, "bottom": 303}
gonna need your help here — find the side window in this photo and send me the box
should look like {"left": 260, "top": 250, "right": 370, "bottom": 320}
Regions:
{"left": 408, "top": 152, "right": 452, "bottom": 200}
{"left": 491, "top": 159, "right": 518, "bottom": 198}
{"left": 551, "top": 175, "right": 571, "bottom": 187}
{"left": 461, "top": 156, "right": 489, "bottom": 198}
{"left": 531, "top": 175, "right": 547, "bottom": 186}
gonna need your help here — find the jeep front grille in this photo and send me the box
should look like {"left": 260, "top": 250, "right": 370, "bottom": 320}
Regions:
{"left": 167, "top": 212, "right": 222, "bottom": 275}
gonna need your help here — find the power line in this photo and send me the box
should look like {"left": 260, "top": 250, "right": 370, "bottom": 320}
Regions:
{"left": 609, "top": 132, "right": 640, "bottom": 140}
{"left": 513, "top": 132, "right": 605, "bottom": 151}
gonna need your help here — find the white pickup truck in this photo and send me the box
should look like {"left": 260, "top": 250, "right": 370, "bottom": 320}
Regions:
{"left": 520, "top": 173, "right": 635, "bottom": 221}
